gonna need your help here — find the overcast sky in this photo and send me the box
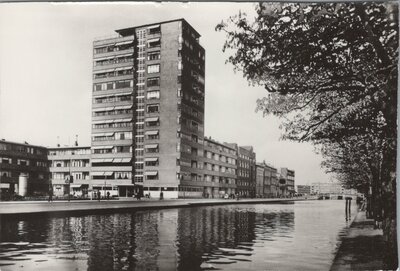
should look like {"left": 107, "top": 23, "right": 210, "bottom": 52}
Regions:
{"left": 0, "top": 2, "right": 335, "bottom": 185}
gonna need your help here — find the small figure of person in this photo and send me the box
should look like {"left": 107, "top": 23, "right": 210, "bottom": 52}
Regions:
{"left": 97, "top": 190, "right": 101, "bottom": 202}
{"left": 107, "top": 191, "right": 110, "bottom": 200}
{"left": 48, "top": 189, "right": 53, "bottom": 202}
{"left": 160, "top": 191, "right": 164, "bottom": 200}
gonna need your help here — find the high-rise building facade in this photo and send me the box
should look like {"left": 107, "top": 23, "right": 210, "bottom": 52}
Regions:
{"left": 91, "top": 19, "right": 205, "bottom": 198}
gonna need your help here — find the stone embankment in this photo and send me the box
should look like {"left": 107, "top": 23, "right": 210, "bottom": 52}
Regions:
{"left": 0, "top": 198, "right": 308, "bottom": 216}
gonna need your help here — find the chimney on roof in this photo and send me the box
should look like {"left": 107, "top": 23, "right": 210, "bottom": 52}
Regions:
{"left": 75, "top": 135, "right": 79, "bottom": 147}
{"left": 57, "top": 136, "right": 60, "bottom": 147}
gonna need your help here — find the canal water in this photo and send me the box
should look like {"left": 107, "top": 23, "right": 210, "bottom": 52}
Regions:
{"left": 0, "top": 200, "right": 357, "bottom": 271}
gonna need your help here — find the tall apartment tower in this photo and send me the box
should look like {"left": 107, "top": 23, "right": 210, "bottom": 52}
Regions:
{"left": 91, "top": 19, "right": 205, "bottom": 198}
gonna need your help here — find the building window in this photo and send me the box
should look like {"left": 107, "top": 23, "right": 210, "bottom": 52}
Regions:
{"left": 147, "top": 77, "right": 160, "bottom": 87}
{"left": 147, "top": 51, "right": 160, "bottom": 61}
{"left": 147, "top": 64, "right": 160, "bottom": 74}
{"left": 147, "top": 90, "right": 160, "bottom": 100}
{"left": 145, "top": 130, "right": 159, "bottom": 140}
{"left": 146, "top": 172, "right": 158, "bottom": 180}
{"left": 115, "top": 80, "right": 133, "bottom": 89}
{"left": 148, "top": 25, "right": 161, "bottom": 35}
{"left": 148, "top": 38, "right": 161, "bottom": 48}
{"left": 147, "top": 104, "right": 159, "bottom": 113}
{"left": 145, "top": 158, "right": 159, "bottom": 167}
{"left": 145, "top": 144, "right": 159, "bottom": 153}
{"left": 94, "top": 47, "right": 107, "bottom": 54}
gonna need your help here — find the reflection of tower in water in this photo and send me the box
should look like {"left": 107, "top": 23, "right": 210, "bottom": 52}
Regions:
{"left": 176, "top": 206, "right": 257, "bottom": 270}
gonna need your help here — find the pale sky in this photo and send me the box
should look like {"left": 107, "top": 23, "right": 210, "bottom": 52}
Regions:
{"left": 0, "top": 2, "right": 334, "bottom": 185}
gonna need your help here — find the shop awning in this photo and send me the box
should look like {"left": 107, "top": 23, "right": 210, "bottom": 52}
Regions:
{"left": 94, "top": 68, "right": 115, "bottom": 74}
{"left": 94, "top": 42, "right": 115, "bottom": 48}
{"left": 114, "top": 105, "right": 132, "bottom": 110}
{"left": 144, "top": 157, "right": 158, "bottom": 162}
{"left": 93, "top": 94, "right": 113, "bottom": 99}
{"left": 147, "top": 25, "right": 160, "bottom": 30}
{"left": 93, "top": 106, "right": 115, "bottom": 112}
{"left": 114, "top": 118, "right": 132, "bottom": 123}
{"left": 145, "top": 117, "right": 159, "bottom": 122}
{"left": 103, "top": 158, "right": 114, "bottom": 162}
{"left": 145, "top": 171, "right": 158, "bottom": 176}
{"left": 93, "top": 132, "right": 114, "bottom": 137}
{"left": 91, "top": 158, "right": 105, "bottom": 163}
{"left": 92, "top": 172, "right": 105, "bottom": 176}
{"left": 115, "top": 40, "right": 134, "bottom": 46}
{"left": 70, "top": 184, "right": 83, "bottom": 188}
{"left": 121, "top": 158, "right": 132, "bottom": 163}
{"left": 93, "top": 107, "right": 107, "bottom": 112}
{"left": 114, "top": 91, "right": 133, "bottom": 96}
{"left": 113, "top": 158, "right": 123, "bottom": 163}
{"left": 104, "top": 171, "right": 114, "bottom": 176}
{"left": 147, "top": 38, "right": 160, "bottom": 43}
{"left": 145, "top": 144, "right": 158, "bottom": 149}
{"left": 94, "top": 55, "right": 115, "bottom": 61}
{"left": 116, "top": 53, "right": 133, "bottom": 58}
{"left": 115, "top": 66, "right": 133, "bottom": 71}
{"left": 92, "top": 145, "right": 113, "bottom": 150}
{"left": 92, "top": 119, "right": 113, "bottom": 124}
{"left": 145, "top": 130, "right": 159, "bottom": 135}
{"left": 93, "top": 184, "right": 112, "bottom": 188}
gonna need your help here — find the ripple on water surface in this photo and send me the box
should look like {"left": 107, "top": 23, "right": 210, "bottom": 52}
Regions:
{"left": 0, "top": 200, "right": 357, "bottom": 270}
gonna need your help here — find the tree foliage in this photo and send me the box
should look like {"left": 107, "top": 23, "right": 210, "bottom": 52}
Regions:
{"left": 216, "top": 2, "right": 397, "bottom": 143}
{"left": 217, "top": 2, "right": 398, "bottom": 267}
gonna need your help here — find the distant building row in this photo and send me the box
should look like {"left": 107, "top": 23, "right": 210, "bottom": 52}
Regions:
{"left": 296, "top": 183, "right": 358, "bottom": 195}
{"left": 0, "top": 138, "right": 295, "bottom": 199}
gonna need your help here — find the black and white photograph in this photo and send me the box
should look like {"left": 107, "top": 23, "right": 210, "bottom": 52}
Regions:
{"left": 0, "top": 1, "right": 398, "bottom": 270}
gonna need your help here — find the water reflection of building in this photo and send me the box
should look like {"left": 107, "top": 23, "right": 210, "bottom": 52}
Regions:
{"left": 176, "top": 206, "right": 256, "bottom": 270}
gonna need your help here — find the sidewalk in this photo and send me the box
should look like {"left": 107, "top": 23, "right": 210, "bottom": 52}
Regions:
{"left": 330, "top": 211, "right": 387, "bottom": 271}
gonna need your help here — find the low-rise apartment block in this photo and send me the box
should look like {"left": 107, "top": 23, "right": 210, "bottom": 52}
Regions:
{"left": 256, "top": 162, "right": 278, "bottom": 198}
{"left": 297, "top": 185, "right": 311, "bottom": 195}
{"left": 279, "top": 168, "right": 295, "bottom": 197}
{"left": 235, "top": 145, "right": 256, "bottom": 198}
{"left": 0, "top": 140, "right": 49, "bottom": 198}
{"left": 202, "top": 137, "right": 237, "bottom": 198}
{"left": 48, "top": 146, "right": 91, "bottom": 197}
